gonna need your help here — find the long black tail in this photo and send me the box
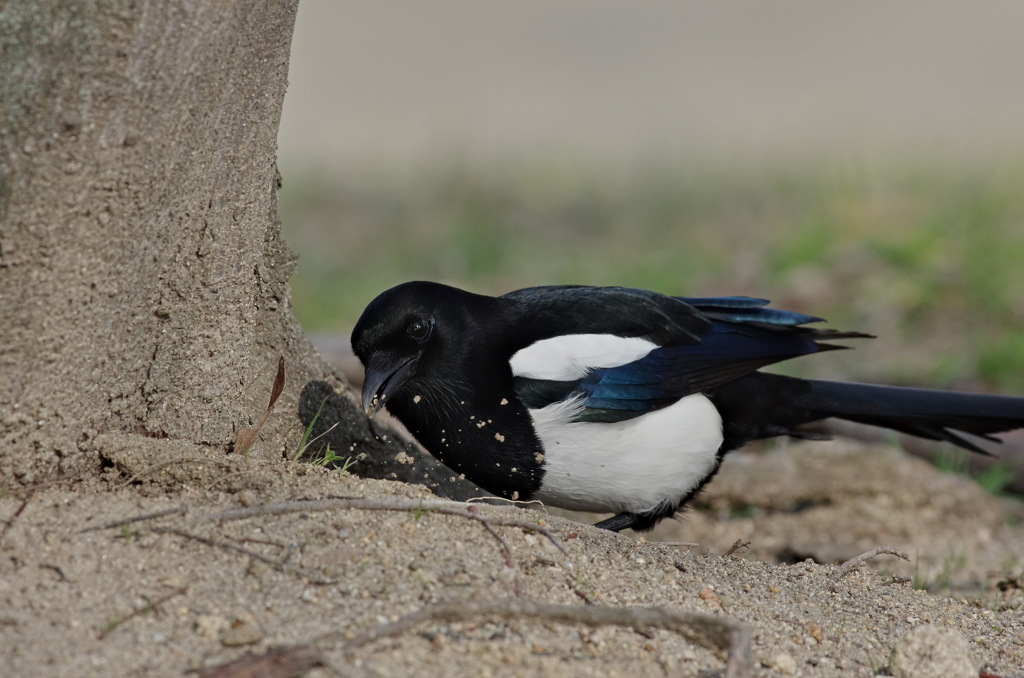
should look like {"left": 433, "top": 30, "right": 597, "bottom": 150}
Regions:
{"left": 711, "top": 373, "right": 1024, "bottom": 454}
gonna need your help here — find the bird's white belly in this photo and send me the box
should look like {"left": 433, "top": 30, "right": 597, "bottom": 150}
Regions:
{"left": 528, "top": 394, "right": 724, "bottom": 515}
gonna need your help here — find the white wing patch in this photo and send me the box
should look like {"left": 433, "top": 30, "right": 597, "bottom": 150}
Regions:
{"left": 509, "top": 334, "right": 658, "bottom": 381}
{"left": 528, "top": 394, "right": 724, "bottom": 515}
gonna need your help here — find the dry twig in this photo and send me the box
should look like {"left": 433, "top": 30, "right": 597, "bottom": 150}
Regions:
{"left": 93, "top": 495, "right": 563, "bottom": 587}
{"left": 2, "top": 470, "right": 89, "bottom": 537}
{"left": 477, "top": 515, "right": 524, "bottom": 596}
{"left": 152, "top": 527, "right": 334, "bottom": 585}
{"left": 199, "top": 497, "right": 567, "bottom": 555}
{"left": 1, "top": 492, "right": 34, "bottom": 538}
{"left": 98, "top": 586, "right": 187, "bottom": 639}
{"left": 829, "top": 546, "right": 910, "bottom": 582}
{"left": 82, "top": 506, "right": 185, "bottom": 532}
{"left": 329, "top": 598, "right": 752, "bottom": 678}
{"left": 116, "top": 457, "right": 233, "bottom": 489}
{"left": 190, "top": 645, "right": 326, "bottom": 678}
{"left": 722, "top": 539, "right": 751, "bottom": 557}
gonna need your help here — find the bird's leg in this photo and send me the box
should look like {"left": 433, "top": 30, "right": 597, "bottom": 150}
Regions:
{"left": 593, "top": 513, "right": 638, "bottom": 532}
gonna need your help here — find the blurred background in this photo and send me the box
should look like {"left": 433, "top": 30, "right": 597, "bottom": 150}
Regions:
{"left": 276, "top": 0, "right": 1024, "bottom": 585}
{"left": 277, "top": 2, "right": 1024, "bottom": 560}
{"left": 278, "top": 0, "right": 1024, "bottom": 396}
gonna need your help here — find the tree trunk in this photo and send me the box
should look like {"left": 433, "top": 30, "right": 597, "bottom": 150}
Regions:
{"left": 0, "top": 1, "right": 374, "bottom": 483}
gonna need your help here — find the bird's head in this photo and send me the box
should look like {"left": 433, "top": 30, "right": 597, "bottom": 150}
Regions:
{"left": 351, "top": 281, "right": 488, "bottom": 417}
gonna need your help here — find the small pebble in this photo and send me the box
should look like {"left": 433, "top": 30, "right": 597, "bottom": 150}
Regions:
{"left": 768, "top": 652, "right": 797, "bottom": 675}
{"left": 804, "top": 621, "right": 824, "bottom": 642}
{"left": 195, "top": 614, "right": 228, "bottom": 640}
{"left": 221, "top": 620, "right": 263, "bottom": 647}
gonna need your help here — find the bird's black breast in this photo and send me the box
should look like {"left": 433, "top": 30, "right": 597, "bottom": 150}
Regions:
{"left": 386, "top": 383, "right": 546, "bottom": 501}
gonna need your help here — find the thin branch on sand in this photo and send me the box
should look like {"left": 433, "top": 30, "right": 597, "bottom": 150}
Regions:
{"left": 116, "top": 457, "right": 232, "bottom": 489}
{"left": 830, "top": 546, "right": 910, "bottom": 582}
{"left": 94, "top": 496, "right": 566, "bottom": 586}
{"left": 98, "top": 586, "right": 188, "bottom": 640}
{"left": 328, "top": 598, "right": 752, "bottom": 678}
{"left": 200, "top": 496, "right": 568, "bottom": 555}
{"left": 82, "top": 506, "right": 185, "bottom": 533}
{"left": 152, "top": 527, "right": 335, "bottom": 586}
{"left": 722, "top": 539, "right": 751, "bottom": 557}
{"left": 190, "top": 644, "right": 328, "bottom": 678}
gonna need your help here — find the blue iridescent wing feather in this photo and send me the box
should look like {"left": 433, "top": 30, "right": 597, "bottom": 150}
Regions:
{"left": 513, "top": 295, "right": 871, "bottom": 423}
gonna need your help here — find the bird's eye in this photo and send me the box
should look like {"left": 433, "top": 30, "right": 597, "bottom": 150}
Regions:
{"left": 407, "top": 317, "right": 433, "bottom": 342}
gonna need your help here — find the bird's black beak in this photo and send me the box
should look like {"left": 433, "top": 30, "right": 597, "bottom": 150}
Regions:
{"left": 361, "top": 352, "right": 417, "bottom": 418}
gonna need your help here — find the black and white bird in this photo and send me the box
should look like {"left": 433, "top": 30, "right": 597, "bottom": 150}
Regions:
{"left": 351, "top": 281, "right": 1024, "bottom": 532}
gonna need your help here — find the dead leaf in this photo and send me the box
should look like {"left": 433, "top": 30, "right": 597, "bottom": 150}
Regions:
{"left": 234, "top": 357, "right": 285, "bottom": 456}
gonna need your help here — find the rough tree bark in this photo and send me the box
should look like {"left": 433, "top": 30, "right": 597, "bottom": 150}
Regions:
{"left": 0, "top": 1, "right": 387, "bottom": 485}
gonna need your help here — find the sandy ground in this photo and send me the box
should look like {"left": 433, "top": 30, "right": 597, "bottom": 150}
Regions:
{"left": 111, "top": 5, "right": 1024, "bottom": 676}
{"left": 3, "top": 430, "right": 1023, "bottom": 678}
{"left": 12, "top": 7, "right": 1024, "bottom": 670}
{"left": 9, "top": 5, "right": 1024, "bottom": 677}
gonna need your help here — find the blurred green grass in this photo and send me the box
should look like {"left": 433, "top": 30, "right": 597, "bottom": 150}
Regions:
{"left": 279, "top": 157, "right": 1024, "bottom": 392}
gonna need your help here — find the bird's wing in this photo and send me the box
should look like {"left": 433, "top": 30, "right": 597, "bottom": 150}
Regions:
{"left": 501, "top": 285, "right": 711, "bottom": 345}
{"left": 509, "top": 290, "right": 871, "bottom": 423}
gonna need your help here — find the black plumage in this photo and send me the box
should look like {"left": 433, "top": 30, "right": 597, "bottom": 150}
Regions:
{"left": 351, "top": 281, "right": 1024, "bottom": 532}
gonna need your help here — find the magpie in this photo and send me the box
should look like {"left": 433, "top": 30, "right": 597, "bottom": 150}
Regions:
{"left": 351, "top": 281, "right": 1024, "bottom": 532}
